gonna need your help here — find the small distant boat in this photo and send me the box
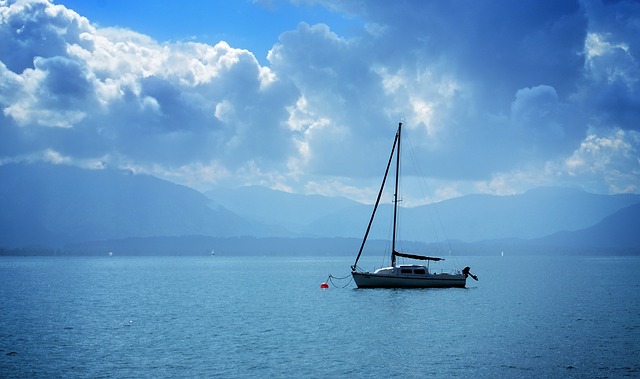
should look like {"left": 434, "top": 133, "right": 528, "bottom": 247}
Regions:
{"left": 210, "top": 249, "right": 215, "bottom": 256}
{"left": 108, "top": 251, "right": 113, "bottom": 257}
{"left": 351, "top": 122, "right": 477, "bottom": 288}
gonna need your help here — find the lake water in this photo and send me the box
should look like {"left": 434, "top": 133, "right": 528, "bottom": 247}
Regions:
{"left": 1, "top": 255, "right": 639, "bottom": 378}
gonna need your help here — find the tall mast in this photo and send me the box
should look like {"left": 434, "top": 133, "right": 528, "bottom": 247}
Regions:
{"left": 391, "top": 122, "right": 401, "bottom": 267}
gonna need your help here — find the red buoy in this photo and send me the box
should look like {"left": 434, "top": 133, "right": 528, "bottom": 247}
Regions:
{"left": 320, "top": 282, "right": 329, "bottom": 289}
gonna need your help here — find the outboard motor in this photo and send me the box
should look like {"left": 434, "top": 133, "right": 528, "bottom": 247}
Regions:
{"left": 462, "top": 266, "right": 478, "bottom": 281}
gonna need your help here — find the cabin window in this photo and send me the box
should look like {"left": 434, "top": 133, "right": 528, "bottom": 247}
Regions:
{"left": 400, "top": 269, "right": 412, "bottom": 274}
{"left": 414, "top": 269, "right": 426, "bottom": 275}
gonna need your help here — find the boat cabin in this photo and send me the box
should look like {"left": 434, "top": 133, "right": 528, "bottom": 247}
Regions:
{"left": 374, "top": 264, "right": 430, "bottom": 276}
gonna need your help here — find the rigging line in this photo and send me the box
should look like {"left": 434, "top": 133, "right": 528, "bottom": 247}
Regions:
{"left": 382, "top": 198, "right": 394, "bottom": 268}
{"left": 404, "top": 134, "right": 441, "bottom": 244}
{"left": 404, "top": 135, "right": 462, "bottom": 270}
{"left": 396, "top": 145, "right": 405, "bottom": 254}
{"left": 404, "top": 130, "right": 455, "bottom": 256}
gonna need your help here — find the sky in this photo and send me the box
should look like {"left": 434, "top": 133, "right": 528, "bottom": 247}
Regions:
{"left": 0, "top": 0, "right": 639, "bottom": 203}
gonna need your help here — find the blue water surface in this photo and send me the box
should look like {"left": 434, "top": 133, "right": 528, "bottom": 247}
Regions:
{"left": 1, "top": 255, "right": 639, "bottom": 378}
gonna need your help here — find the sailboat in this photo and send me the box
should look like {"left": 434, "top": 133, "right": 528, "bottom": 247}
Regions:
{"left": 351, "top": 122, "right": 477, "bottom": 288}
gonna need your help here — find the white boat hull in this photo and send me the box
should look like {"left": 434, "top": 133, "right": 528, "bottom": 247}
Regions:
{"left": 352, "top": 267, "right": 467, "bottom": 288}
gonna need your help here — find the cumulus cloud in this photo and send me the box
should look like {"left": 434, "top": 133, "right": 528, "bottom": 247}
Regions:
{"left": 0, "top": 0, "right": 638, "bottom": 199}
{"left": 0, "top": 0, "right": 298, "bottom": 186}
{"left": 563, "top": 128, "right": 640, "bottom": 193}
{"left": 282, "top": 0, "right": 639, "bottom": 196}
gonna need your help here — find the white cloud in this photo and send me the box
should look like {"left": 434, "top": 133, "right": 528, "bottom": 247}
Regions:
{"left": 0, "top": 0, "right": 298, "bottom": 179}
{"left": 563, "top": 128, "right": 639, "bottom": 192}
{"left": 467, "top": 128, "right": 640, "bottom": 197}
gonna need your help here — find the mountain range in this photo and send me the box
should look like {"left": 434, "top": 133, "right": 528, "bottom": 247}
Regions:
{"left": 206, "top": 184, "right": 640, "bottom": 244}
{"left": 1, "top": 162, "right": 639, "bottom": 255}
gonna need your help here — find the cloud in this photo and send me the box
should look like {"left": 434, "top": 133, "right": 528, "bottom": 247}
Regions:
{"left": 0, "top": 0, "right": 298, "bottom": 182}
{"left": 508, "top": 85, "right": 584, "bottom": 158}
{"left": 280, "top": 0, "right": 638, "bottom": 196}
{"left": 5, "top": 56, "right": 95, "bottom": 128}
{"left": 265, "top": 1, "right": 593, "bottom": 178}
{"left": 582, "top": 31, "right": 640, "bottom": 128}
{"left": 0, "top": 0, "right": 91, "bottom": 73}
{"left": 326, "top": 0, "right": 588, "bottom": 101}
{"left": 563, "top": 128, "right": 640, "bottom": 193}
{"left": 0, "top": 0, "right": 638, "bottom": 199}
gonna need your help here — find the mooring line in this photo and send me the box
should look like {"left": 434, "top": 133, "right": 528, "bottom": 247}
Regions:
{"left": 326, "top": 273, "right": 353, "bottom": 288}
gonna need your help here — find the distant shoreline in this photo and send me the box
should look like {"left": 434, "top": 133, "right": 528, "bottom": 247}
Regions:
{"left": 2, "top": 235, "right": 638, "bottom": 257}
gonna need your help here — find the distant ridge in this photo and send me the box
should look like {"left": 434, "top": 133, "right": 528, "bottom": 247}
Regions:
{"left": 301, "top": 186, "right": 640, "bottom": 241}
{"left": 537, "top": 202, "right": 640, "bottom": 250}
{"left": 427, "top": 186, "right": 640, "bottom": 241}
{"left": 1, "top": 163, "right": 639, "bottom": 254}
{"left": 0, "top": 163, "right": 277, "bottom": 247}
{"left": 439, "top": 202, "right": 640, "bottom": 256}
{"left": 206, "top": 185, "right": 359, "bottom": 234}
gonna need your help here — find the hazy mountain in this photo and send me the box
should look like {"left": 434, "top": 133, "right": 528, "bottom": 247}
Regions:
{"left": 25, "top": 203, "right": 640, "bottom": 257}
{"left": 304, "top": 187, "right": 640, "bottom": 242}
{"left": 446, "top": 202, "right": 640, "bottom": 256}
{"left": 2, "top": 163, "right": 639, "bottom": 254}
{"left": 536, "top": 202, "right": 640, "bottom": 251}
{"left": 205, "top": 186, "right": 359, "bottom": 234}
{"left": 0, "top": 163, "right": 277, "bottom": 247}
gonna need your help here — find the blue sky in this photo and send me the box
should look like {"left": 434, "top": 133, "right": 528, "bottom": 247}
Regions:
{"left": 0, "top": 0, "right": 639, "bottom": 202}
{"left": 57, "top": 0, "right": 361, "bottom": 65}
